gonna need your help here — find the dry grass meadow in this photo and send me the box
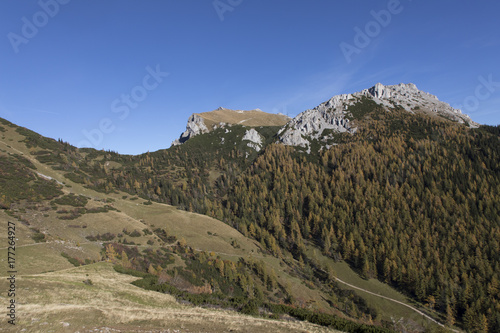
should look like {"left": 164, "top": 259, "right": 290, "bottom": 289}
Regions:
{"left": 0, "top": 262, "right": 341, "bottom": 333}
{"left": 196, "top": 108, "right": 290, "bottom": 129}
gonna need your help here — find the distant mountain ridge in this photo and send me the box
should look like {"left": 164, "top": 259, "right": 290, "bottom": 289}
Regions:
{"left": 172, "top": 107, "right": 291, "bottom": 146}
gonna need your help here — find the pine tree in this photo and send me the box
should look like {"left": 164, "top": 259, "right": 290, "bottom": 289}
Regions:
{"left": 215, "top": 259, "right": 225, "bottom": 276}
{"left": 445, "top": 302, "right": 455, "bottom": 327}
{"left": 361, "top": 255, "right": 370, "bottom": 279}
{"left": 425, "top": 295, "right": 436, "bottom": 310}
{"left": 148, "top": 264, "right": 157, "bottom": 275}
{"left": 478, "top": 314, "right": 488, "bottom": 333}
{"left": 121, "top": 250, "right": 131, "bottom": 269}
{"left": 105, "top": 244, "right": 118, "bottom": 263}
{"left": 463, "top": 306, "right": 477, "bottom": 332}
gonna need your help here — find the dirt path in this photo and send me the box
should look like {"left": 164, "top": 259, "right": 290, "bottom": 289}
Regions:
{"left": 0, "top": 242, "right": 48, "bottom": 250}
{"left": 0, "top": 142, "right": 459, "bottom": 331}
{"left": 334, "top": 277, "right": 459, "bottom": 332}
{"left": 0, "top": 241, "right": 93, "bottom": 251}
{"left": 1, "top": 236, "right": 459, "bottom": 331}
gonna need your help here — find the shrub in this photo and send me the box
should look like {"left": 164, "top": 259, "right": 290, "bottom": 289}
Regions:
{"left": 52, "top": 194, "right": 88, "bottom": 207}
{"left": 129, "top": 230, "right": 142, "bottom": 237}
{"left": 31, "top": 228, "right": 46, "bottom": 243}
{"left": 154, "top": 228, "right": 177, "bottom": 243}
{"left": 61, "top": 252, "right": 81, "bottom": 267}
{"left": 64, "top": 172, "right": 85, "bottom": 184}
{"left": 241, "top": 299, "right": 259, "bottom": 315}
{"left": 86, "top": 233, "right": 116, "bottom": 241}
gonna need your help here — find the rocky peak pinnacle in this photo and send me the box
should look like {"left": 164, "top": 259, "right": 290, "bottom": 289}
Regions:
{"left": 277, "top": 82, "right": 478, "bottom": 152}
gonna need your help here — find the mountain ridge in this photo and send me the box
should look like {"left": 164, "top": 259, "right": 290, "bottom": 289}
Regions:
{"left": 172, "top": 107, "right": 291, "bottom": 146}
{"left": 172, "top": 83, "right": 479, "bottom": 153}
{"left": 277, "top": 83, "right": 478, "bottom": 152}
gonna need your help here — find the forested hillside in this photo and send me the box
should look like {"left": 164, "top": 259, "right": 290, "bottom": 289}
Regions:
{"left": 91, "top": 111, "right": 500, "bottom": 331}
{"left": 1, "top": 103, "right": 499, "bottom": 331}
{"left": 220, "top": 117, "right": 500, "bottom": 331}
{"left": 0, "top": 117, "right": 391, "bottom": 331}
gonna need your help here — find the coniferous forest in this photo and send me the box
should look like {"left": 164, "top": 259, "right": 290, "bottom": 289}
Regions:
{"left": 2, "top": 106, "right": 500, "bottom": 332}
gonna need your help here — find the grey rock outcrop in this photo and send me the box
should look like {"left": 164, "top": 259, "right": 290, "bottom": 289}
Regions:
{"left": 172, "top": 114, "right": 209, "bottom": 146}
{"left": 278, "top": 83, "right": 478, "bottom": 152}
{"left": 278, "top": 93, "right": 357, "bottom": 152}
{"left": 360, "top": 83, "right": 477, "bottom": 126}
{"left": 242, "top": 128, "right": 263, "bottom": 152}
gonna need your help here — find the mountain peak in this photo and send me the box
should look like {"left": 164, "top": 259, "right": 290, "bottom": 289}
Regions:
{"left": 172, "top": 108, "right": 291, "bottom": 146}
{"left": 364, "top": 82, "right": 431, "bottom": 101}
{"left": 368, "top": 82, "right": 418, "bottom": 99}
{"left": 278, "top": 82, "right": 478, "bottom": 153}
{"left": 172, "top": 83, "right": 479, "bottom": 151}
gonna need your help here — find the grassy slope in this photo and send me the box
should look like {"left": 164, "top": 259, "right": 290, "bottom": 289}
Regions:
{"left": 0, "top": 123, "right": 342, "bottom": 331}
{"left": 305, "top": 246, "right": 458, "bottom": 331}
{"left": 0, "top": 119, "right": 451, "bottom": 331}
{"left": 0, "top": 262, "right": 339, "bottom": 333}
{"left": 197, "top": 108, "right": 290, "bottom": 129}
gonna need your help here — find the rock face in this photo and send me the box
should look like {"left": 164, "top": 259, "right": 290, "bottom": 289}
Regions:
{"left": 172, "top": 114, "right": 209, "bottom": 146}
{"left": 278, "top": 94, "right": 356, "bottom": 152}
{"left": 278, "top": 83, "right": 478, "bottom": 152}
{"left": 361, "top": 83, "right": 476, "bottom": 125}
{"left": 242, "top": 128, "right": 263, "bottom": 152}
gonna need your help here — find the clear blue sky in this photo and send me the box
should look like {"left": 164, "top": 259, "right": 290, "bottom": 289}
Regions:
{"left": 1, "top": 0, "right": 499, "bottom": 155}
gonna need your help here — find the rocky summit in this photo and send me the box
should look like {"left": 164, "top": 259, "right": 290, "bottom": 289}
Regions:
{"left": 172, "top": 83, "right": 478, "bottom": 154}
{"left": 172, "top": 107, "right": 291, "bottom": 146}
{"left": 277, "top": 83, "right": 478, "bottom": 152}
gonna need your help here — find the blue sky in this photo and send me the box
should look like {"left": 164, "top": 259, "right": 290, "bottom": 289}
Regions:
{"left": 0, "top": 0, "right": 499, "bottom": 155}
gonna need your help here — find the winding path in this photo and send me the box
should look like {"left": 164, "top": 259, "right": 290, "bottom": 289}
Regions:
{"left": 0, "top": 139, "right": 460, "bottom": 331}
{"left": 333, "top": 277, "right": 459, "bottom": 332}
